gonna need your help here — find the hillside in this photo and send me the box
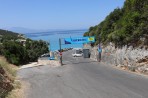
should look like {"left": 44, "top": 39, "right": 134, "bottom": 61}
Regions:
{"left": 84, "top": 0, "right": 148, "bottom": 47}
{"left": 0, "top": 29, "right": 20, "bottom": 37}
{"left": 0, "top": 56, "right": 17, "bottom": 98}
{"left": 0, "top": 29, "right": 49, "bottom": 66}
{"left": 0, "top": 29, "right": 24, "bottom": 42}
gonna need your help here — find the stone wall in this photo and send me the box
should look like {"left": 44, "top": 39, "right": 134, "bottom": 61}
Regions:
{"left": 38, "top": 59, "right": 60, "bottom": 67}
{"left": 88, "top": 43, "right": 148, "bottom": 74}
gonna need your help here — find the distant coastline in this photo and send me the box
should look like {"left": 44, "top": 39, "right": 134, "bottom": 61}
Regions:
{"left": 6, "top": 27, "right": 88, "bottom": 34}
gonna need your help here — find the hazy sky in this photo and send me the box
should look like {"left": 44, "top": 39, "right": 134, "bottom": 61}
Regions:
{"left": 0, "top": 0, "right": 125, "bottom": 30}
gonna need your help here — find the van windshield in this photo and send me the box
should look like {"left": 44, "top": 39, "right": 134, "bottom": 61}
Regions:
{"left": 76, "top": 50, "right": 82, "bottom": 54}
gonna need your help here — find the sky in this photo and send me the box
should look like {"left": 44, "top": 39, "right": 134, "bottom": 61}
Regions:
{"left": 0, "top": 0, "right": 125, "bottom": 30}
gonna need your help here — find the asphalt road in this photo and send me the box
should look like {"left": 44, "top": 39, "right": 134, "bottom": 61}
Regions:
{"left": 18, "top": 50, "right": 148, "bottom": 98}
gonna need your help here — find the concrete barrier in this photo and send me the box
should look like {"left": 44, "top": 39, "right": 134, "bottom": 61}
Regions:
{"left": 38, "top": 59, "right": 60, "bottom": 67}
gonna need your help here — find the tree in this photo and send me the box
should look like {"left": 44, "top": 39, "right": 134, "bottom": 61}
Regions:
{"left": 2, "top": 41, "right": 28, "bottom": 65}
{"left": 84, "top": 0, "right": 148, "bottom": 47}
{"left": 25, "top": 38, "right": 49, "bottom": 62}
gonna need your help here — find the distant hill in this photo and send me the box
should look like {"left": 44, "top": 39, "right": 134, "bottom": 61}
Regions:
{"left": 84, "top": 0, "right": 148, "bottom": 47}
{"left": 6, "top": 27, "right": 63, "bottom": 34}
{"left": 7, "top": 27, "right": 44, "bottom": 34}
{"left": 8, "top": 27, "right": 88, "bottom": 34}
{"left": 0, "top": 29, "right": 19, "bottom": 37}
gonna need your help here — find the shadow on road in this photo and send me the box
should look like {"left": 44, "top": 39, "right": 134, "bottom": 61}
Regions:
{"left": 62, "top": 60, "right": 97, "bottom": 65}
{"left": 72, "top": 61, "right": 97, "bottom": 64}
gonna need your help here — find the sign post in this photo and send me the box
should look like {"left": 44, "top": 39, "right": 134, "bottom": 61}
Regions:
{"left": 59, "top": 38, "right": 63, "bottom": 66}
{"left": 98, "top": 35, "right": 102, "bottom": 62}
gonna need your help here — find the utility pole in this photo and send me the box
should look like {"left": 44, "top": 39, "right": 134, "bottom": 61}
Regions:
{"left": 59, "top": 38, "right": 63, "bottom": 66}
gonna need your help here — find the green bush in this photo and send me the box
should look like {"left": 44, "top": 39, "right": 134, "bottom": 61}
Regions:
{"left": 1, "top": 38, "right": 49, "bottom": 65}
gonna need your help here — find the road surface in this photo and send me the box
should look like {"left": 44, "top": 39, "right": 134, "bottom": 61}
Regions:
{"left": 18, "top": 50, "right": 148, "bottom": 98}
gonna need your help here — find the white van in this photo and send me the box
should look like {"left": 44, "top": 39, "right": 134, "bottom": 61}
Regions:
{"left": 72, "top": 48, "right": 83, "bottom": 57}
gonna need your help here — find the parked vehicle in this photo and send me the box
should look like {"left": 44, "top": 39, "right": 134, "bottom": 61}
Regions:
{"left": 41, "top": 53, "right": 50, "bottom": 57}
{"left": 72, "top": 48, "right": 83, "bottom": 57}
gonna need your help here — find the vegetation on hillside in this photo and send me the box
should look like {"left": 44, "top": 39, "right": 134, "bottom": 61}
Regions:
{"left": 0, "top": 56, "right": 17, "bottom": 98}
{"left": 25, "top": 39, "right": 49, "bottom": 62}
{"left": 0, "top": 29, "right": 49, "bottom": 65}
{"left": 84, "top": 0, "right": 148, "bottom": 47}
{"left": 0, "top": 29, "right": 19, "bottom": 37}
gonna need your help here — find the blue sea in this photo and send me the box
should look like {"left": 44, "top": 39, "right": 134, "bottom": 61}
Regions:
{"left": 25, "top": 30, "right": 87, "bottom": 51}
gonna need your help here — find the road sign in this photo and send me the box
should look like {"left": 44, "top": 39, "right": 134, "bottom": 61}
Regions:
{"left": 60, "top": 52, "right": 62, "bottom": 56}
{"left": 64, "top": 36, "right": 95, "bottom": 44}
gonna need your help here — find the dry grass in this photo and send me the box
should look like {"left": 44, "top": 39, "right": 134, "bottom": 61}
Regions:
{"left": 0, "top": 56, "right": 25, "bottom": 98}
{"left": 6, "top": 81, "right": 26, "bottom": 98}
{"left": 0, "top": 56, "right": 17, "bottom": 80}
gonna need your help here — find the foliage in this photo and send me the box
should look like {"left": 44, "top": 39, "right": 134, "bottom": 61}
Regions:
{"left": 84, "top": 0, "right": 148, "bottom": 47}
{"left": 0, "top": 29, "right": 19, "bottom": 37}
{"left": 0, "top": 29, "right": 49, "bottom": 65}
{"left": 25, "top": 39, "right": 49, "bottom": 62}
{"left": 1, "top": 41, "right": 28, "bottom": 65}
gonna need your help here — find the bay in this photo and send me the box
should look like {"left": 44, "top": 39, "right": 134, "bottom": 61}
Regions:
{"left": 25, "top": 30, "right": 87, "bottom": 51}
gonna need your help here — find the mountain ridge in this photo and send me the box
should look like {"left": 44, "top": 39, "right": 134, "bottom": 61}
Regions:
{"left": 7, "top": 27, "right": 88, "bottom": 34}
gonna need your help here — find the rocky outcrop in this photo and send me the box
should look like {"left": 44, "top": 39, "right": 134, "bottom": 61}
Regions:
{"left": 135, "top": 56, "right": 148, "bottom": 74}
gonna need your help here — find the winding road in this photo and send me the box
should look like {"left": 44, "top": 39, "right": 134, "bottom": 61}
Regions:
{"left": 18, "top": 50, "right": 148, "bottom": 98}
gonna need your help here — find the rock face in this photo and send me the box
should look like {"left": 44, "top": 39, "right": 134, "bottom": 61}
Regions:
{"left": 90, "top": 47, "right": 98, "bottom": 61}
{"left": 87, "top": 43, "right": 148, "bottom": 74}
